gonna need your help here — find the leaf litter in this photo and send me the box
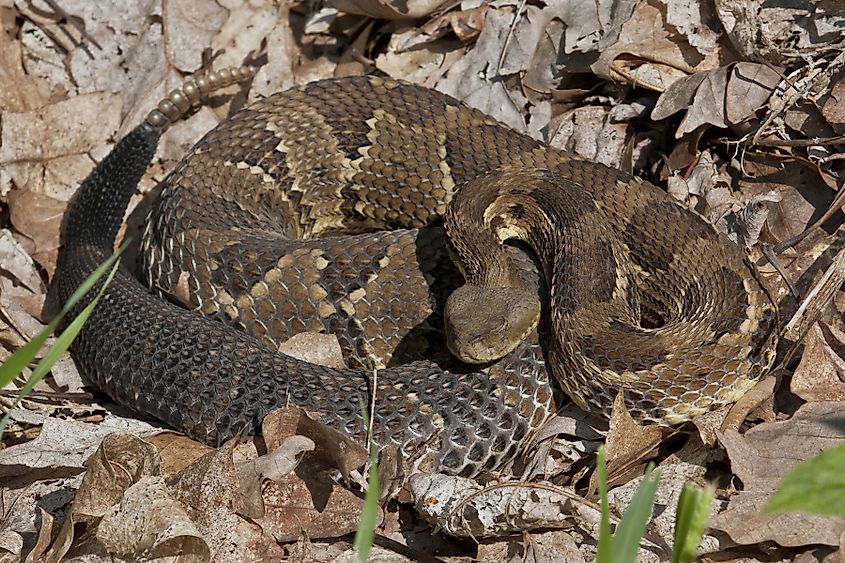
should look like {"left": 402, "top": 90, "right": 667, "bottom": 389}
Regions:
{"left": 1, "top": 0, "right": 845, "bottom": 561}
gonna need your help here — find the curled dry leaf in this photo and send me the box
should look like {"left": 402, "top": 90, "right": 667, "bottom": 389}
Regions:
{"left": 719, "top": 189, "right": 782, "bottom": 249}
{"left": 166, "top": 439, "right": 286, "bottom": 561}
{"left": 719, "top": 376, "right": 778, "bottom": 431}
{"left": 592, "top": 0, "right": 704, "bottom": 92}
{"left": 261, "top": 407, "right": 368, "bottom": 479}
{"left": 406, "top": 5, "right": 488, "bottom": 47}
{"left": 0, "top": 418, "right": 155, "bottom": 480}
{"left": 597, "top": 391, "right": 662, "bottom": 490}
{"left": 520, "top": 405, "right": 605, "bottom": 481}
{"left": 41, "top": 433, "right": 161, "bottom": 563}
{"left": 23, "top": 508, "right": 53, "bottom": 563}
{"left": 791, "top": 323, "right": 845, "bottom": 402}
{"left": 410, "top": 473, "right": 592, "bottom": 538}
{"left": 236, "top": 436, "right": 316, "bottom": 519}
{"left": 97, "top": 477, "right": 210, "bottom": 563}
{"left": 712, "top": 402, "right": 845, "bottom": 547}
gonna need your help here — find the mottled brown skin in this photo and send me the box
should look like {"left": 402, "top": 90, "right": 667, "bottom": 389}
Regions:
{"left": 141, "top": 75, "right": 777, "bottom": 424}
{"left": 445, "top": 168, "right": 779, "bottom": 421}
{"left": 52, "top": 75, "right": 778, "bottom": 478}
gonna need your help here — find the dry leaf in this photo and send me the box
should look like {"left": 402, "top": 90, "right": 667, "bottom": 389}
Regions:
{"left": 0, "top": 93, "right": 121, "bottom": 198}
{"left": 606, "top": 461, "right": 717, "bottom": 556}
{"left": 549, "top": 105, "right": 630, "bottom": 167}
{"left": 593, "top": 392, "right": 662, "bottom": 490}
{"left": 0, "top": 10, "right": 43, "bottom": 114}
{"left": 410, "top": 473, "right": 589, "bottom": 538}
{"left": 477, "top": 529, "right": 586, "bottom": 563}
{"left": 260, "top": 470, "right": 375, "bottom": 543}
{"left": 725, "top": 62, "right": 781, "bottom": 124}
{"left": 712, "top": 402, "right": 845, "bottom": 547}
{"left": 278, "top": 332, "right": 346, "bottom": 369}
{"left": 261, "top": 407, "right": 368, "bottom": 479}
{"left": 236, "top": 436, "right": 316, "bottom": 519}
{"left": 592, "top": 0, "right": 704, "bottom": 92}
{"left": 822, "top": 77, "right": 845, "bottom": 134}
{"left": 791, "top": 323, "right": 845, "bottom": 402}
{"left": 676, "top": 67, "right": 729, "bottom": 137}
{"left": 97, "top": 477, "right": 210, "bottom": 562}
{"left": 166, "top": 439, "right": 286, "bottom": 561}
{"left": 41, "top": 433, "right": 161, "bottom": 563}
{"left": 6, "top": 189, "right": 65, "bottom": 275}
{"left": 0, "top": 229, "right": 43, "bottom": 294}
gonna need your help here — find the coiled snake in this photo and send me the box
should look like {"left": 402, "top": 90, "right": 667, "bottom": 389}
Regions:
{"left": 50, "top": 70, "right": 778, "bottom": 477}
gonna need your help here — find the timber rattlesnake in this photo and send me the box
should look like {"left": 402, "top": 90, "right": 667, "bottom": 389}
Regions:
{"left": 50, "top": 69, "right": 778, "bottom": 476}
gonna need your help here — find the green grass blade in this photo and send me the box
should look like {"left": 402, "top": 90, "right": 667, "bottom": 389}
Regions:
{"left": 672, "top": 483, "right": 715, "bottom": 563}
{"left": 27, "top": 259, "right": 121, "bottom": 388}
{"left": 0, "top": 250, "right": 123, "bottom": 437}
{"left": 353, "top": 400, "right": 379, "bottom": 562}
{"left": 612, "top": 464, "right": 660, "bottom": 563}
{"left": 58, "top": 242, "right": 127, "bottom": 317}
{"left": 596, "top": 446, "right": 614, "bottom": 563}
{"left": 0, "top": 321, "right": 61, "bottom": 390}
{"left": 0, "top": 243, "right": 125, "bottom": 390}
{"left": 766, "top": 443, "right": 845, "bottom": 516}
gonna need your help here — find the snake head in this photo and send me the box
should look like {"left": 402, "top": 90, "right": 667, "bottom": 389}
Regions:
{"left": 444, "top": 284, "right": 541, "bottom": 364}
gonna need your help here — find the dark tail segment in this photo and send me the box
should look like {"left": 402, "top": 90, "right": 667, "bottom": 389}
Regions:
{"left": 60, "top": 123, "right": 161, "bottom": 252}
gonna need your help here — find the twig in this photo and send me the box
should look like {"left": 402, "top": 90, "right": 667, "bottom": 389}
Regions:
{"left": 762, "top": 243, "right": 800, "bottom": 301}
{"left": 497, "top": 0, "right": 526, "bottom": 73}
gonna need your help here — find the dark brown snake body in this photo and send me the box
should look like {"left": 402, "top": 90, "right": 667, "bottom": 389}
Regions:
{"left": 50, "top": 75, "right": 778, "bottom": 476}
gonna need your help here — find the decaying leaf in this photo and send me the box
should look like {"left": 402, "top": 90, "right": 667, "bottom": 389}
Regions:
{"left": 791, "top": 323, "right": 845, "bottom": 402}
{"left": 596, "top": 392, "right": 662, "bottom": 489}
{"left": 712, "top": 402, "right": 845, "bottom": 547}
{"left": 96, "top": 477, "right": 210, "bottom": 562}
{"left": 40, "top": 433, "right": 161, "bottom": 563}
{"left": 410, "top": 473, "right": 596, "bottom": 539}
{"left": 261, "top": 407, "right": 369, "bottom": 479}
{"left": 277, "top": 332, "right": 346, "bottom": 369}
{"left": 260, "top": 469, "right": 376, "bottom": 543}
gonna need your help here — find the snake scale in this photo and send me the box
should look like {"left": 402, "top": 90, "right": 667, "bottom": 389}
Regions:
{"left": 50, "top": 69, "right": 778, "bottom": 477}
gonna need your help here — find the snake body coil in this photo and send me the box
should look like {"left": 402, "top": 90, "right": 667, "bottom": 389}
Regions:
{"left": 51, "top": 76, "right": 778, "bottom": 476}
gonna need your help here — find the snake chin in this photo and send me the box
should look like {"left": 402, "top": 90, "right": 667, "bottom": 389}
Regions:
{"left": 444, "top": 284, "right": 541, "bottom": 363}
